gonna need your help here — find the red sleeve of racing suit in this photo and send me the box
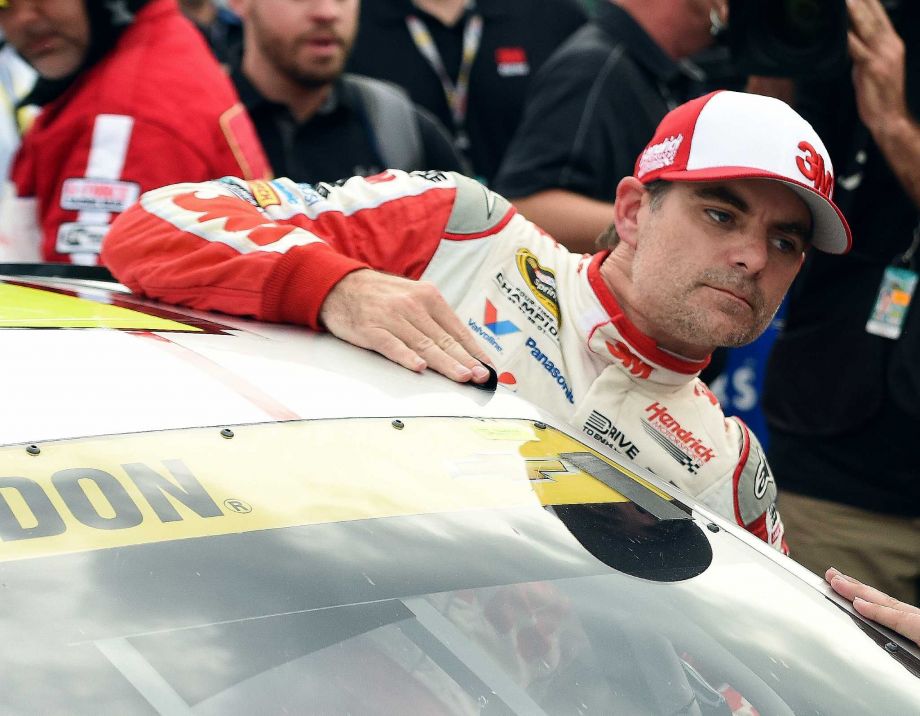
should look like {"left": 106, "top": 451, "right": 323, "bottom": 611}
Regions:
{"left": 102, "top": 172, "right": 460, "bottom": 328}
{"left": 730, "top": 417, "right": 788, "bottom": 554}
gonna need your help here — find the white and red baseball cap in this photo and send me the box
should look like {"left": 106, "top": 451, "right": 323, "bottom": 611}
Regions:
{"left": 634, "top": 90, "right": 852, "bottom": 254}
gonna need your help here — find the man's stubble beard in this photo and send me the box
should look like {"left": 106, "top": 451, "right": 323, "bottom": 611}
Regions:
{"left": 257, "top": 26, "right": 352, "bottom": 89}
{"left": 633, "top": 247, "right": 774, "bottom": 351}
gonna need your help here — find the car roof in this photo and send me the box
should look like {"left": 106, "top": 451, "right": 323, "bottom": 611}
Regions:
{"left": 1, "top": 273, "right": 548, "bottom": 446}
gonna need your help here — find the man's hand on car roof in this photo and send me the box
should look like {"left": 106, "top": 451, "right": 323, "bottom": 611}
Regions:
{"left": 826, "top": 567, "right": 920, "bottom": 647}
{"left": 319, "top": 268, "right": 493, "bottom": 384}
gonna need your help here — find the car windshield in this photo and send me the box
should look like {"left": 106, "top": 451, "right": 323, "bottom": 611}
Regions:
{"left": 2, "top": 417, "right": 918, "bottom": 714}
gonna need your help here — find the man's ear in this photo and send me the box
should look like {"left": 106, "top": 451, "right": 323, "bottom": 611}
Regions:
{"left": 612, "top": 177, "right": 647, "bottom": 249}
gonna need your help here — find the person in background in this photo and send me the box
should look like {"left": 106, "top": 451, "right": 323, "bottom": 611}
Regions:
{"left": 178, "top": 0, "right": 242, "bottom": 66}
{"left": 762, "top": 0, "right": 920, "bottom": 605}
{"left": 100, "top": 91, "right": 854, "bottom": 555}
{"left": 0, "top": 0, "right": 268, "bottom": 265}
{"left": 0, "top": 36, "right": 34, "bottom": 182}
{"left": 826, "top": 568, "right": 920, "bottom": 647}
{"left": 227, "top": 0, "right": 465, "bottom": 184}
{"left": 347, "top": 0, "right": 587, "bottom": 185}
{"left": 493, "top": 0, "right": 725, "bottom": 253}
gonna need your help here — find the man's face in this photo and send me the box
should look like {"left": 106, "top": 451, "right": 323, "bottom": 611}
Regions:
{"left": 629, "top": 179, "right": 809, "bottom": 356}
{"left": 0, "top": 0, "right": 90, "bottom": 79}
{"left": 238, "top": 0, "right": 359, "bottom": 88}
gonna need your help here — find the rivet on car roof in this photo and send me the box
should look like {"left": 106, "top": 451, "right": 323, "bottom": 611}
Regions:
{"left": 534, "top": 421, "right": 547, "bottom": 430}
{"left": 885, "top": 642, "right": 899, "bottom": 653}
{"left": 391, "top": 419, "right": 405, "bottom": 430}
{"left": 707, "top": 523, "right": 720, "bottom": 533}
{"left": 220, "top": 428, "right": 234, "bottom": 439}
{"left": 25, "top": 444, "right": 40, "bottom": 456}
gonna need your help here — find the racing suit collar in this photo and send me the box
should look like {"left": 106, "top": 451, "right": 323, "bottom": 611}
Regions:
{"left": 586, "top": 251, "right": 711, "bottom": 385}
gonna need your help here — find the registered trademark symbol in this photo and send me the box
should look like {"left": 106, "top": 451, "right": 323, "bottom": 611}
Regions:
{"left": 223, "top": 498, "right": 252, "bottom": 514}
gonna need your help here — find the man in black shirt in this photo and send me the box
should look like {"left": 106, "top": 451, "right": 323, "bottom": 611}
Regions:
{"left": 763, "top": 0, "right": 920, "bottom": 605}
{"left": 228, "top": 0, "right": 464, "bottom": 184}
{"left": 493, "top": 0, "right": 721, "bottom": 253}
{"left": 347, "top": 0, "right": 587, "bottom": 185}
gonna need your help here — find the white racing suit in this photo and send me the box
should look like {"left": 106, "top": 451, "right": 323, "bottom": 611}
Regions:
{"left": 102, "top": 170, "right": 786, "bottom": 551}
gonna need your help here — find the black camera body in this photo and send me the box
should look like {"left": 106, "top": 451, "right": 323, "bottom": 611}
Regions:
{"left": 727, "top": 0, "right": 850, "bottom": 78}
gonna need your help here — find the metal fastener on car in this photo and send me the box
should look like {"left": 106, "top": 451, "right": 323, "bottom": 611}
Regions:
{"left": 25, "top": 444, "right": 40, "bottom": 456}
{"left": 392, "top": 419, "right": 405, "bottom": 430}
{"left": 220, "top": 428, "right": 234, "bottom": 439}
{"left": 707, "top": 523, "right": 720, "bottom": 533}
{"left": 534, "top": 421, "right": 547, "bottom": 430}
{"left": 885, "top": 642, "right": 899, "bottom": 653}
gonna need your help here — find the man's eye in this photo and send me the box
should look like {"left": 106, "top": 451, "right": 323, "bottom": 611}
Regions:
{"left": 772, "top": 236, "right": 800, "bottom": 254}
{"left": 705, "top": 208, "right": 732, "bottom": 224}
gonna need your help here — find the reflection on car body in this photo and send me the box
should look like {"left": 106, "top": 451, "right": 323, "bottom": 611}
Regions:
{"left": 0, "top": 265, "right": 918, "bottom": 715}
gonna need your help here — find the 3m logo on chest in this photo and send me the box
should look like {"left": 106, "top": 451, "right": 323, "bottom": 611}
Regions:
{"left": 606, "top": 340, "right": 652, "bottom": 380}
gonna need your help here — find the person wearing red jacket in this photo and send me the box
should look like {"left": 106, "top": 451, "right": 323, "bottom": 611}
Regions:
{"left": 0, "top": 0, "right": 269, "bottom": 265}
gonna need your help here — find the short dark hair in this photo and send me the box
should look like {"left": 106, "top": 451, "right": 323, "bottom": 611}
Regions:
{"left": 596, "top": 180, "right": 671, "bottom": 250}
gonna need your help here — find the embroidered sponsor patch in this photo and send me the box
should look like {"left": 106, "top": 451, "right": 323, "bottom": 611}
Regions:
{"left": 247, "top": 180, "right": 281, "bottom": 208}
{"left": 495, "top": 47, "right": 530, "bottom": 77}
{"left": 483, "top": 298, "right": 519, "bottom": 336}
{"left": 218, "top": 178, "right": 260, "bottom": 207}
{"left": 637, "top": 134, "right": 683, "bottom": 178}
{"left": 526, "top": 336, "right": 574, "bottom": 404}
{"left": 796, "top": 141, "right": 833, "bottom": 196}
{"left": 606, "top": 340, "right": 652, "bottom": 380}
{"left": 494, "top": 271, "right": 559, "bottom": 340}
{"left": 642, "top": 401, "right": 716, "bottom": 475}
{"left": 515, "top": 248, "right": 561, "bottom": 327}
{"left": 582, "top": 410, "right": 640, "bottom": 461}
{"left": 468, "top": 299, "right": 521, "bottom": 353}
{"left": 60, "top": 178, "right": 140, "bottom": 213}
{"left": 55, "top": 223, "right": 108, "bottom": 254}
{"left": 411, "top": 170, "right": 449, "bottom": 183}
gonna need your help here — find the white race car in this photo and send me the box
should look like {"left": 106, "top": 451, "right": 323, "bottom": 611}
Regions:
{"left": 1, "top": 264, "right": 917, "bottom": 715}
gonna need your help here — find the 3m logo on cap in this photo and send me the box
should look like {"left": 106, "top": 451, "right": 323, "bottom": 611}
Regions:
{"left": 637, "top": 134, "right": 683, "bottom": 178}
{"left": 796, "top": 141, "right": 833, "bottom": 197}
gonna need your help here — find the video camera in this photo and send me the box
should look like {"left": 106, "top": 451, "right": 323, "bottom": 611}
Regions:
{"left": 727, "top": 0, "right": 901, "bottom": 79}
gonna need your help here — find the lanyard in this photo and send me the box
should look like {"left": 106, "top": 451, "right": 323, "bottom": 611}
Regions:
{"left": 405, "top": 3, "right": 483, "bottom": 150}
{"left": 897, "top": 221, "right": 920, "bottom": 271}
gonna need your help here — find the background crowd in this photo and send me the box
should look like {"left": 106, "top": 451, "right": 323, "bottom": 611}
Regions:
{"left": 0, "top": 0, "right": 917, "bottom": 621}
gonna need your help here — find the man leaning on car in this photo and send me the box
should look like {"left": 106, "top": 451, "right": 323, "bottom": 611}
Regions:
{"left": 101, "top": 91, "right": 852, "bottom": 556}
